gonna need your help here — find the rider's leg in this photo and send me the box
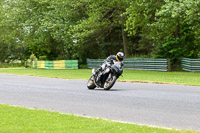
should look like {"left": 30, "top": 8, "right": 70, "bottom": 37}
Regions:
{"left": 96, "top": 64, "right": 105, "bottom": 83}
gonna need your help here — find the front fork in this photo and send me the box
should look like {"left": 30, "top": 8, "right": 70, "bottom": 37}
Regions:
{"left": 92, "top": 68, "right": 96, "bottom": 75}
{"left": 91, "top": 68, "right": 100, "bottom": 87}
{"left": 107, "top": 73, "right": 112, "bottom": 81}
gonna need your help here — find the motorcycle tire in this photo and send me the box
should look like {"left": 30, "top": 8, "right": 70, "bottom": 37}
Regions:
{"left": 87, "top": 76, "right": 96, "bottom": 90}
{"left": 104, "top": 75, "right": 117, "bottom": 90}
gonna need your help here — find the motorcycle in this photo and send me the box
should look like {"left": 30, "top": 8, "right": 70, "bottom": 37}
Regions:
{"left": 87, "top": 60, "right": 123, "bottom": 90}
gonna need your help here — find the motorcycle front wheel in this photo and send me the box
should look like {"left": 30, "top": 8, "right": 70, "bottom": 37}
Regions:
{"left": 104, "top": 74, "right": 117, "bottom": 90}
{"left": 87, "top": 76, "right": 96, "bottom": 90}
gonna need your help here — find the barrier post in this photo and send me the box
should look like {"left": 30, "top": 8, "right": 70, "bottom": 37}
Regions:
{"left": 167, "top": 58, "right": 171, "bottom": 71}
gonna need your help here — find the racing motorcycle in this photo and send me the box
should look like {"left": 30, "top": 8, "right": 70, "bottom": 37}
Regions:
{"left": 87, "top": 60, "right": 123, "bottom": 90}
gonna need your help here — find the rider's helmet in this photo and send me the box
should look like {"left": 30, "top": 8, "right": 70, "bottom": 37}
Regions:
{"left": 116, "top": 52, "right": 124, "bottom": 62}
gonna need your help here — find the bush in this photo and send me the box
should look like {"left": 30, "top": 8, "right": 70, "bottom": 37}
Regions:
{"left": 25, "top": 54, "right": 38, "bottom": 68}
{"left": 153, "top": 36, "right": 200, "bottom": 70}
{"left": 0, "top": 63, "right": 24, "bottom": 68}
{"left": 30, "top": 54, "right": 38, "bottom": 62}
{"left": 39, "top": 56, "right": 47, "bottom": 60}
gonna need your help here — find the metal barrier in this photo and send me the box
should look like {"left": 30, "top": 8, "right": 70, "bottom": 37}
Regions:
{"left": 182, "top": 58, "right": 200, "bottom": 72}
{"left": 87, "top": 59, "right": 104, "bottom": 69}
{"left": 33, "top": 60, "right": 78, "bottom": 69}
{"left": 87, "top": 58, "right": 168, "bottom": 71}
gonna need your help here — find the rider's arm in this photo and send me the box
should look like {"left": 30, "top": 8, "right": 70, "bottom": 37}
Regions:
{"left": 104, "top": 55, "right": 115, "bottom": 63}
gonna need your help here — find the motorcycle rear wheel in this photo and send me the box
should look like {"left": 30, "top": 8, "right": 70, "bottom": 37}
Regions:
{"left": 104, "top": 75, "right": 117, "bottom": 90}
{"left": 87, "top": 76, "right": 96, "bottom": 89}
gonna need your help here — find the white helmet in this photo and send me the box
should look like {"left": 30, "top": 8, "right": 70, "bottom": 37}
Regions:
{"left": 116, "top": 52, "right": 124, "bottom": 62}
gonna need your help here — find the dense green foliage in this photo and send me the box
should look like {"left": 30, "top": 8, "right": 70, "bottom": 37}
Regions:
{"left": 0, "top": 0, "right": 200, "bottom": 67}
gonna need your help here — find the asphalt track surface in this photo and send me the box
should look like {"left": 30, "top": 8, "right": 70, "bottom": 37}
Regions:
{"left": 0, "top": 73, "right": 200, "bottom": 131}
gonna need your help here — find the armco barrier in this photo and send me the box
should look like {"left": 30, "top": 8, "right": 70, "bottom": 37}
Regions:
{"left": 33, "top": 60, "right": 78, "bottom": 69}
{"left": 87, "top": 59, "right": 104, "bottom": 69}
{"left": 182, "top": 58, "right": 200, "bottom": 72}
{"left": 87, "top": 58, "right": 168, "bottom": 71}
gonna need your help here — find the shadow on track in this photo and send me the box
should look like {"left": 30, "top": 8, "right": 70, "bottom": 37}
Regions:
{"left": 88, "top": 88, "right": 130, "bottom": 91}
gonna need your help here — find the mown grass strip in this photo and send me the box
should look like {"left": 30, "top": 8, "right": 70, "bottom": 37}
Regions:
{"left": 0, "top": 68, "right": 199, "bottom": 86}
{"left": 0, "top": 104, "right": 198, "bottom": 133}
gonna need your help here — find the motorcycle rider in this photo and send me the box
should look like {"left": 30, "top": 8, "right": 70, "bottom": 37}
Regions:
{"left": 95, "top": 52, "right": 125, "bottom": 84}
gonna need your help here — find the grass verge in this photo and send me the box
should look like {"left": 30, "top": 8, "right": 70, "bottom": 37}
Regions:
{"left": 0, "top": 104, "right": 198, "bottom": 133}
{"left": 0, "top": 68, "right": 199, "bottom": 86}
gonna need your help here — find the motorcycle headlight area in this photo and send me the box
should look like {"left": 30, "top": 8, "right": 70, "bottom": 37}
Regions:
{"left": 105, "top": 68, "right": 110, "bottom": 73}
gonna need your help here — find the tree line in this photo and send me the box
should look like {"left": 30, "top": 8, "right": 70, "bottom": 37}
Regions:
{"left": 0, "top": 0, "right": 200, "bottom": 68}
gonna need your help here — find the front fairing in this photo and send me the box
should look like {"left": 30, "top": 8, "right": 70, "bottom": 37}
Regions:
{"left": 111, "top": 61, "right": 123, "bottom": 74}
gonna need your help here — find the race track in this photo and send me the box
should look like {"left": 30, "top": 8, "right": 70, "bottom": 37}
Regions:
{"left": 0, "top": 73, "right": 200, "bottom": 131}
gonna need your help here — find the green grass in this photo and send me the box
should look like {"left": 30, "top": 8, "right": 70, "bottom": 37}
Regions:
{"left": 120, "top": 70, "right": 200, "bottom": 86}
{"left": 0, "top": 68, "right": 200, "bottom": 86}
{"left": 0, "top": 104, "right": 198, "bottom": 133}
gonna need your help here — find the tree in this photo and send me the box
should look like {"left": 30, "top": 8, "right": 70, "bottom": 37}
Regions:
{"left": 71, "top": 0, "right": 131, "bottom": 58}
{"left": 150, "top": 0, "right": 200, "bottom": 64}
{"left": 125, "top": 0, "right": 164, "bottom": 55}
{"left": 1, "top": 0, "right": 199, "bottom": 69}
{"left": 0, "top": 0, "right": 25, "bottom": 62}
{"left": 1, "top": 0, "right": 81, "bottom": 60}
